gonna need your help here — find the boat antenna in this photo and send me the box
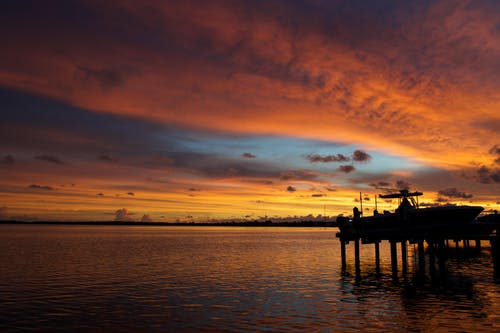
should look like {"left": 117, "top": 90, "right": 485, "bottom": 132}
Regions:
{"left": 375, "top": 195, "right": 378, "bottom": 212}
{"left": 359, "top": 192, "right": 363, "bottom": 216}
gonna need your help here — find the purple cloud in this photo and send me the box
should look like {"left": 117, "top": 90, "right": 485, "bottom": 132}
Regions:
{"left": 352, "top": 150, "right": 372, "bottom": 163}
{"left": 306, "top": 154, "right": 350, "bottom": 163}
{"left": 477, "top": 165, "right": 500, "bottom": 184}
{"left": 29, "top": 184, "right": 54, "bottom": 190}
{"left": 2, "top": 155, "right": 14, "bottom": 165}
{"left": 438, "top": 187, "right": 473, "bottom": 199}
{"left": 98, "top": 155, "right": 118, "bottom": 163}
{"left": 396, "top": 180, "right": 411, "bottom": 190}
{"left": 338, "top": 165, "right": 355, "bottom": 173}
{"left": 35, "top": 154, "right": 64, "bottom": 165}
{"left": 115, "top": 208, "right": 134, "bottom": 221}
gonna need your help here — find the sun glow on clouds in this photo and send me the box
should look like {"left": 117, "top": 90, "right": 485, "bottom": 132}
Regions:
{"left": 0, "top": 0, "right": 499, "bottom": 220}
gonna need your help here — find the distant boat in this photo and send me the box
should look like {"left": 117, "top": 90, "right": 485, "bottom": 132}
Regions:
{"left": 338, "top": 190, "right": 484, "bottom": 240}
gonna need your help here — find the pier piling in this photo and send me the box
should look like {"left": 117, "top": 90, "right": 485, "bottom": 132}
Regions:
{"left": 390, "top": 241, "right": 398, "bottom": 276}
{"left": 340, "top": 239, "right": 346, "bottom": 271}
{"left": 354, "top": 239, "right": 360, "bottom": 275}
{"left": 401, "top": 240, "right": 408, "bottom": 274}
{"left": 428, "top": 242, "right": 436, "bottom": 277}
{"left": 417, "top": 240, "right": 425, "bottom": 273}
{"left": 475, "top": 239, "right": 481, "bottom": 252}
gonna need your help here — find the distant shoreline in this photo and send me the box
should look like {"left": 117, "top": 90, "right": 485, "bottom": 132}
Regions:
{"left": 0, "top": 220, "right": 339, "bottom": 227}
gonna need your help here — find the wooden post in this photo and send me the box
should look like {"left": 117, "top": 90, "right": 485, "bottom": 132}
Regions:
{"left": 417, "top": 240, "right": 425, "bottom": 273}
{"left": 475, "top": 239, "right": 481, "bottom": 252}
{"left": 428, "top": 241, "right": 436, "bottom": 277}
{"left": 354, "top": 238, "right": 360, "bottom": 275}
{"left": 390, "top": 241, "right": 398, "bottom": 276}
{"left": 401, "top": 240, "right": 408, "bottom": 275}
{"left": 340, "top": 239, "right": 347, "bottom": 271}
{"left": 375, "top": 242, "right": 380, "bottom": 273}
{"left": 438, "top": 240, "right": 446, "bottom": 273}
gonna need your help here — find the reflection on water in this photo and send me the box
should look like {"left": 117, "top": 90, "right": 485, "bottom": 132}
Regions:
{"left": 1, "top": 225, "right": 500, "bottom": 332}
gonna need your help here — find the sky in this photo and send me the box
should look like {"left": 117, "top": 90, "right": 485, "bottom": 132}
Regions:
{"left": 0, "top": 0, "right": 499, "bottom": 222}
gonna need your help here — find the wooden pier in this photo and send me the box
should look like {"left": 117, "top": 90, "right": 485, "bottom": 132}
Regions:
{"left": 336, "top": 228, "right": 500, "bottom": 277}
{"left": 335, "top": 191, "right": 499, "bottom": 278}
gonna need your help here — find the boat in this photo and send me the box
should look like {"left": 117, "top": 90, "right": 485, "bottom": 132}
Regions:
{"left": 338, "top": 190, "right": 484, "bottom": 240}
{"left": 477, "top": 211, "right": 500, "bottom": 224}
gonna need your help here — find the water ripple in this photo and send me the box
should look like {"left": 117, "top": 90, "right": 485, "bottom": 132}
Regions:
{"left": 1, "top": 225, "right": 500, "bottom": 332}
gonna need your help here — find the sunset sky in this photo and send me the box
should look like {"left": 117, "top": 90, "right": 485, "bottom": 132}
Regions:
{"left": 1, "top": 0, "right": 499, "bottom": 221}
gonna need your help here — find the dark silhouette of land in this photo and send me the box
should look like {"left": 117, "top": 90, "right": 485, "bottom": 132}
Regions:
{"left": 0, "top": 220, "right": 339, "bottom": 227}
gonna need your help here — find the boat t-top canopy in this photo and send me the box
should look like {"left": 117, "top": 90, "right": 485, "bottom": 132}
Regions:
{"left": 379, "top": 189, "right": 423, "bottom": 199}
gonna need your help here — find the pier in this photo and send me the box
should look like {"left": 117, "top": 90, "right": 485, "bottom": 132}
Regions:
{"left": 336, "top": 228, "right": 500, "bottom": 278}
{"left": 336, "top": 191, "right": 500, "bottom": 278}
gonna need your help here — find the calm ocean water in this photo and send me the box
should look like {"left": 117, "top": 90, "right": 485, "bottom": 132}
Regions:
{"left": 1, "top": 225, "right": 500, "bottom": 332}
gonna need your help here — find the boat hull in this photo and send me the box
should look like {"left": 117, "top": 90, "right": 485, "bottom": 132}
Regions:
{"left": 340, "top": 206, "right": 484, "bottom": 240}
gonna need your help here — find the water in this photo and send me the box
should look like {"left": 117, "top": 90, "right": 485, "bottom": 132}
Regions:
{"left": 1, "top": 225, "right": 500, "bottom": 332}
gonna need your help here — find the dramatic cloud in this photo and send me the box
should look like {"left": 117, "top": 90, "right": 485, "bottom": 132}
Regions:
{"left": 438, "top": 188, "right": 473, "bottom": 199}
{"left": 74, "top": 65, "right": 139, "bottom": 91}
{"left": 115, "top": 208, "right": 134, "bottom": 221}
{"left": 98, "top": 155, "right": 118, "bottom": 163}
{"left": 97, "top": 192, "right": 104, "bottom": 196}
{"left": 477, "top": 166, "right": 500, "bottom": 184}
{"left": 127, "top": 192, "right": 135, "bottom": 196}
{"left": 369, "top": 181, "right": 392, "bottom": 190}
{"left": 307, "top": 150, "right": 371, "bottom": 164}
{"left": 286, "top": 185, "right": 296, "bottom": 192}
{"left": 307, "top": 154, "right": 349, "bottom": 163}
{"left": 352, "top": 150, "right": 372, "bottom": 163}
{"left": 0, "top": 0, "right": 498, "bottom": 172}
{"left": 141, "top": 213, "right": 153, "bottom": 222}
{"left": 280, "top": 170, "right": 318, "bottom": 181}
{"left": 490, "top": 145, "right": 500, "bottom": 165}
{"left": 396, "top": 180, "right": 411, "bottom": 190}
{"left": 311, "top": 194, "right": 325, "bottom": 197}
{"left": 2, "top": 155, "right": 14, "bottom": 165}
{"left": 324, "top": 186, "right": 336, "bottom": 192}
{"left": 35, "top": 155, "right": 64, "bottom": 165}
{"left": 338, "top": 165, "right": 355, "bottom": 173}
{"left": 28, "top": 184, "right": 54, "bottom": 190}
{"left": 0, "top": 1, "right": 499, "bottom": 220}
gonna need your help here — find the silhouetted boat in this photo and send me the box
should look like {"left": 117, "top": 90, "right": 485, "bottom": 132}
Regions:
{"left": 338, "top": 190, "right": 484, "bottom": 240}
{"left": 478, "top": 211, "right": 500, "bottom": 224}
